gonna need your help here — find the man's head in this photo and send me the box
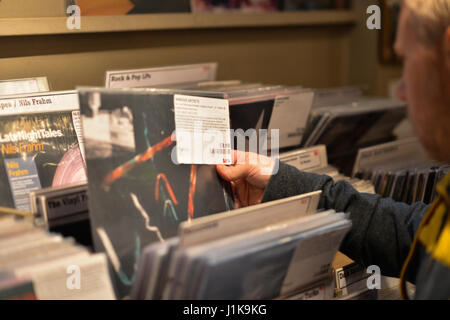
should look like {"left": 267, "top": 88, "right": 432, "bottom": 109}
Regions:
{"left": 395, "top": 0, "right": 450, "bottom": 162}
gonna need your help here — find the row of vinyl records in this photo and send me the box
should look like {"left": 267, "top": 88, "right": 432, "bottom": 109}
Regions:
{"left": 4, "top": 137, "right": 424, "bottom": 299}
{"left": 22, "top": 144, "right": 378, "bottom": 300}
{"left": 0, "top": 62, "right": 424, "bottom": 300}
{"left": 0, "top": 196, "right": 371, "bottom": 300}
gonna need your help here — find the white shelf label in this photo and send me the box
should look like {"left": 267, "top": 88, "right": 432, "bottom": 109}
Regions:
{"left": 174, "top": 94, "right": 231, "bottom": 165}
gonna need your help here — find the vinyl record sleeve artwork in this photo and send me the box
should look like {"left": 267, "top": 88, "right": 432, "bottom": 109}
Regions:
{"left": 78, "top": 89, "right": 234, "bottom": 298}
{"left": 0, "top": 112, "right": 85, "bottom": 211}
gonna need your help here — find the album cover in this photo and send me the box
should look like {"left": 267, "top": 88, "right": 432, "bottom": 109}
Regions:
{"left": 0, "top": 112, "right": 85, "bottom": 212}
{"left": 78, "top": 88, "right": 234, "bottom": 298}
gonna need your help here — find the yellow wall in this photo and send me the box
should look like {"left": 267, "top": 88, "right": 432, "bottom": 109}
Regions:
{"left": 0, "top": 0, "right": 401, "bottom": 95}
{"left": 0, "top": 26, "right": 353, "bottom": 91}
{"left": 349, "top": 0, "right": 402, "bottom": 96}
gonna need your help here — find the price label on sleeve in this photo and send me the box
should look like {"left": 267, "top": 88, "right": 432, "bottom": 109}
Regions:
{"left": 174, "top": 94, "right": 232, "bottom": 165}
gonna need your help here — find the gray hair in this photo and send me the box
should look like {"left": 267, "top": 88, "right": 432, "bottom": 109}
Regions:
{"left": 405, "top": 0, "right": 450, "bottom": 45}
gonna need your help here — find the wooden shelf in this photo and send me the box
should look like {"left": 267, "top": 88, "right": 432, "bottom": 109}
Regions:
{"left": 0, "top": 11, "right": 357, "bottom": 36}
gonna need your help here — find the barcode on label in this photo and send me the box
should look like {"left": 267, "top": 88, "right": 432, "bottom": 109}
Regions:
{"left": 211, "top": 148, "right": 231, "bottom": 155}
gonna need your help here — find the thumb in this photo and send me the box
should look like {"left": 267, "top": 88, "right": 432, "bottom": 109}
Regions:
{"left": 216, "top": 163, "right": 251, "bottom": 182}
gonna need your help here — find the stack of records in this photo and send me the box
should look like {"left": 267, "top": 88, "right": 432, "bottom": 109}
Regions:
{"left": 279, "top": 145, "right": 375, "bottom": 194}
{"left": 131, "top": 191, "right": 352, "bottom": 300}
{"left": 104, "top": 64, "right": 315, "bottom": 151}
{"left": 181, "top": 81, "right": 314, "bottom": 150}
{"left": 353, "top": 138, "right": 448, "bottom": 205}
{"left": 0, "top": 208, "right": 115, "bottom": 300}
{"left": 30, "top": 183, "right": 92, "bottom": 248}
{"left": 301, "top": 97, "right": 408, "bottom": 176}
{"left": 0, "top": 91, "right": 87, "bottom": 212}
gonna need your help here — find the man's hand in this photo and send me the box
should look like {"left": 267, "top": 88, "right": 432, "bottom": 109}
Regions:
{"left": 216, "top": 150, "right": 275, "bottom": 208}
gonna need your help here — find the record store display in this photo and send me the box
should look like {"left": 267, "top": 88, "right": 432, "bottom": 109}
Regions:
{"left": 0, "top": 73, "right": 417, "bottom": 301}
{"left": 2, "top": 0, "right": 449, "bottom": 301}
{"left": 0, "top": 48, "right": 445, "bottom": 302}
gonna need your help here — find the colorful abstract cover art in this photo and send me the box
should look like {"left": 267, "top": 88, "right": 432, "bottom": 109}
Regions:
{"left": 78, "top": 89, "right": 233, "bottom": 298}
{"left": 75, "top": 0, "right": 191, "bottom": 15}
{"left": 191, "top": 0, "right": 278, "bottom": 12}
{"left": 0, "top": 112, "right": 85, "bottom": 211}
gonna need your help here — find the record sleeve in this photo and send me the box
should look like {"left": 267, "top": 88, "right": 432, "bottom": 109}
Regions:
{"left": 104, "top": 70, "right": 313, "bottom": 151}
{"left": 0, "top": 92, "right": 86, "bottom": 212}
{"left": 78, "top": 88, "right": 234, "bottom": 298}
